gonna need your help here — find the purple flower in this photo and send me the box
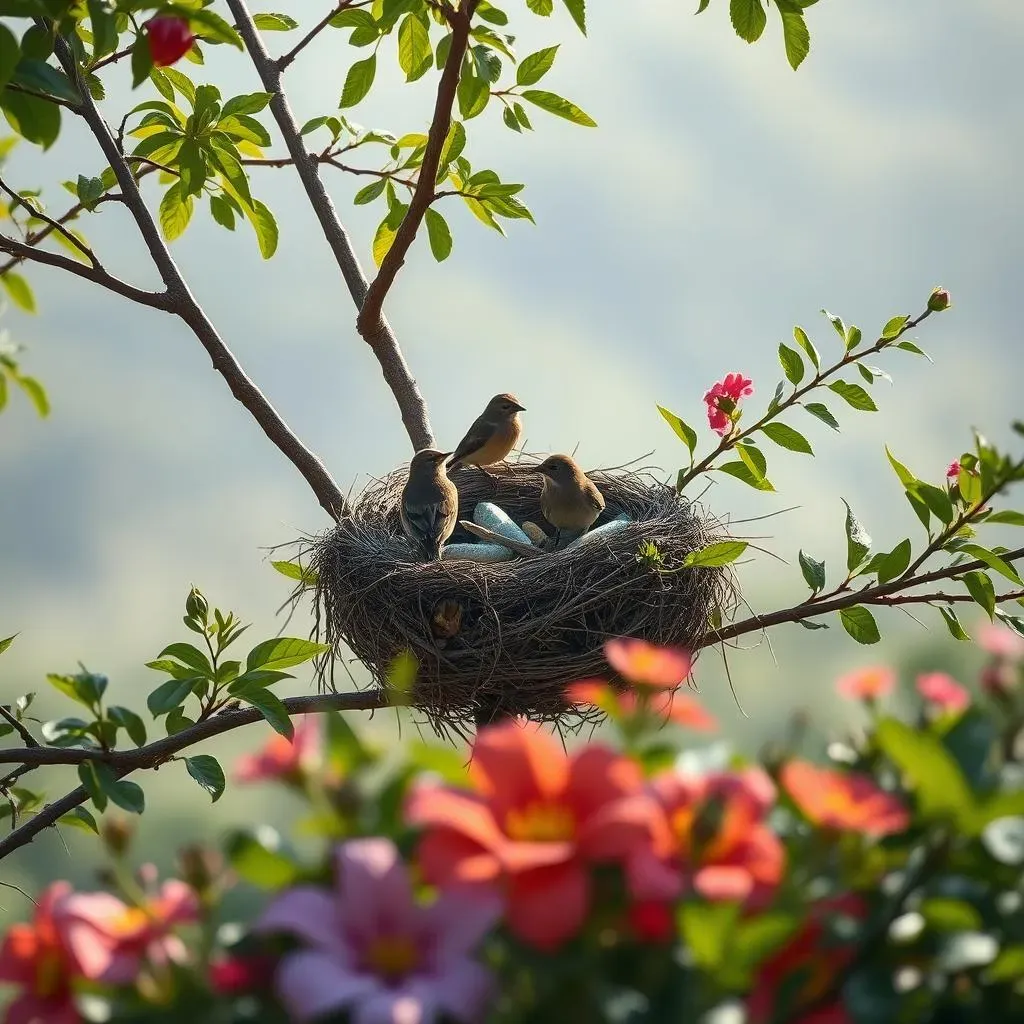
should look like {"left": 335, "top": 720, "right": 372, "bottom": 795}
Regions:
{"left": 255, "top": 837, "right": 499, "bottom": 1024}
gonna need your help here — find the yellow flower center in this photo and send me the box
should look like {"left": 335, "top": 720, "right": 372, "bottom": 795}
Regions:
{"left": 366, "top": 936, "right": 419, "bottom": 981}
{"left": 109, "top": 906, "right": 152, "bottom": 936}
{"left": 34, "top": 949, "right": 64, "bottom": 998}
{"left": 504, "top": 802, "right": 575, "bottom": 842}
{"left": 672, "top": 797, "right": 729, "bottom": 862}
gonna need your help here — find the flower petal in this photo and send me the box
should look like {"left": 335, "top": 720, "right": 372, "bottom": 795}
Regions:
{"left": 254, "top": 885, "right": 347, "bottom": 957}
{"left": 604, "top": 638, "right": 691, "bottom": 689}
{"left": 422, "top": 889, "right": 502, "bottom": 964}
{"left": 505, "top": 862, "right": 589, "bottom": 950}
{"left": 353, "top": 990, "right": 428, "bottom": 1024}
{"left": 275, "top": 950, "right": 380, "bottom": 1023}
{"left": 565, "top": 745, "right": 643, "bottom": 820}
{"left": 693, "top": 865, "right": 754, "bottom": 902}
{"left": 415, "top": 829, "right": 502, "bottom": 888}
{"left": 577, "top": 793, "right": 670, "bottom": 862}
{"left": 406, "top": 784, "right": 506, "bottom": 854}
{"left": 408, "top": 961, "right": 494, "bottom": 1022}
{"left": 335, "top": 838, "right": 418, "bottom": 940}
{"left": 152, "top": 879, "right": 200, "bottom": 926}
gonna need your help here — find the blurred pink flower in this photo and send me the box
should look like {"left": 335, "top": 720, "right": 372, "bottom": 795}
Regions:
{"left": 63, "top": 876, "right": 200, "bottom": 985}
{"left": 604, "top": 638, "right": 692, "bottom": 689}
{"left": 946, "top": 461, "right": 961, "bottom": 480}
{"left": 209, "top": 953, "right": 275, "bottom": 995}
{"left": 916, "top": 672, "right": 970, "bottom": 714}
{"left": 782, "top": 761, "right": 909, "bottom": 837}
{"left": 235, "top": 714, "right": 321, "bottom": 784}
{"left": 566, "top": 679, "right": 716, "bottom": 731}
{"left": 835, "top": 666, "right": 895, "bottom": 702}
{"left": 256, "top": 838, "right": 498, "bottom": 1024}
{"left": 703, "top": 373, "right": 754, "bottom": 436}
{"left": 978, "top": 623, "right": 1024, "bottom": 660}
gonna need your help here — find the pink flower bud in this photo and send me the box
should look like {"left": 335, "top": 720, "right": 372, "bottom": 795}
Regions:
{"left": 928, "top": 287, "right": 951, "bottom": 312}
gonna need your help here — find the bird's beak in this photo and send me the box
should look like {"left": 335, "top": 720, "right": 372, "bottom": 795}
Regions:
{"left": 511, "top": 402, "right": 526, "bottom": 412}
{"left": 438, "top": 451, "right": 453, "bottom": 461}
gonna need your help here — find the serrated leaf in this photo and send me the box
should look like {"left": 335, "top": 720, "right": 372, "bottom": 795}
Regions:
{"left": 803, "top": 401, "right": 839, "bottom": 431}
{"left": 0, "top": 635, "right": 15, "bottom": 656}
{"left": 683, "top": 540, "right": 748, "bottom": 568}
{"left": 397, "top": 14, "right": 432, "bottom": 82}
{"left": 761, "top": 422, "right": 813, "bottom": 455}
{"left": 561, "top": 0, "right": 587, "bottom": 33}
{"left": 245, "top": 637, "right": 330, "bottom": 673}
{"left": 828, "top": 380, "right": 877, "bottom": 412}
{"left": 424, "top": 207, "right": 452, "bottom": 261}
{"left": 340, "top": 54, "right": 377, "bottom": 108}
{"left": 730, "top": 0, "right": 767, "bottom": 42}
{"left": 777, "top": 1, "right": 809, "bottom": 69}
{"left": 798, "top": 550, "right": 825, "bottom": 592}
{"left": 517, "top": 45, "right": 558, "bottom": 86}
{"left": 777, "top": 342, "right": 804, "bottom": 386}
{"left": 185, "top": 754, "right": 225, "bottom": 802}
{"left": 842, "top": 500, "right": 872, "bottom": 570}
{"left": 657, "top": 405, "right": 697, "bottom": 455}
{"left": 254, "top": 13, "right": 298, "bottom": 31}
{"left": 840, "top": 605, "right": 881, "bottom": 644}
{"left": 520, "top": 89, "right": 596, "bottom": 126}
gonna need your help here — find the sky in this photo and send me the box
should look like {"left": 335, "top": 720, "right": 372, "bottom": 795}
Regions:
{"left": 0, "top": 1, "right": 1021, "bottom": 887}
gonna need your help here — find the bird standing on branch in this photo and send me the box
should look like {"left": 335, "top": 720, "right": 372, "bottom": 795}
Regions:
{"left": 536, "top": 454, "right": 605, "bottom": 548}
{"left": 401, "top": 449, "right": 459, "bottom": 561}
{"left": 448, "top": 393, "right": 525, "bottom": 473}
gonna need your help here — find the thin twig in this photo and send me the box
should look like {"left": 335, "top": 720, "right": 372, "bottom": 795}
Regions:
{"left": 356, "top": 1, "right": 474, "bottom": 338}
{"left": 0, "top": 689, "right": 388, "bottom": 860}
{"left": 276, "top": 1, "right": 356, "bottom": 72}
{"left": 4, "top": 82, "right": 80, "bottom": 112}
{"left": 227, "top": 0, "right": 435, "bottom": 452}
{"left": 0, "top": 175, "right": 97, "bottom": 267}
{"left": 0, "top": 707, "right": 37, "bottom": 749}
{"left": 49, "top": 34, "right": 348, "bottom": 520}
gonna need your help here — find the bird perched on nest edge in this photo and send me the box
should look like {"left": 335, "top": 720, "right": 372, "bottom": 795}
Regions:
{"left": 400, "top": 448, "right": 459, "bottom": 561}
{"left": 448, "top": 393, "right": 526, "bottom": 474}
{"left": 536, "top": 453, "right": 605, "bottom": 548}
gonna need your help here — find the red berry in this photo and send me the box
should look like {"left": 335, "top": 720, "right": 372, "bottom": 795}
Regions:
{"left": 145, "top": 16, "right": 194, "bottom": 67}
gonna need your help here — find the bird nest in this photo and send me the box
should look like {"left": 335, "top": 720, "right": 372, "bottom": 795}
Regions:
{"left": 304, "top": 460, "right": 734, "bottom": 734}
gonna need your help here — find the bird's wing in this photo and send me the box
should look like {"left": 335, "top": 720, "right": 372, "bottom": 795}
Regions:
{"left": 404, "top": 500, "right": 443, "bottom": 539}
{"left": 450, "top": 414, "right": 493, "bottom": 464}
{"left": 586, "top": 484, "right": 606, "bottom": 511}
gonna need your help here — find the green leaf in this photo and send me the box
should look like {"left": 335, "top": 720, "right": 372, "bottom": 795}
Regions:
{"left": 718, "top": 460, "right": 775, "bottom": 491}
{"left": 271, "top": 560, "right": 318, "bottom": 586}
{"left": 107, "top": 778, "right": 145, "bottom": 814}
{"left": 246, "top": 637, "right": 330, "bottom": 673}
{"left": 407, "top": 741, "right": 470, "bottom": 784}
{"left": 777, "top": 342, "right": 804, "bottom": 386}
{"left": 1, "top": 272, "right": 36, "bottom": 313}
{"left": 12, "top": 59, "right": 79, "bottom": 103}
{"left": 896, "top": 339, "right": 930, "bottom": 359}
{"left": 15, "top": 376, "right": 48, "bottom": 417}
{"left": 761, "top": 422, "right": 813, "bottom": 455}
{"left": 78, "top": 762, "right": 106, "bottom": 811}
{"left": 730, "top": 0, "right": 767, "bottom": 42}
{"left": 875, "top": 539, "right": 912, "bottom": 584}
{"left": 209, "top": 193, "right": 236, "bottom": 229}
{"left": 253, "top": 13, "right": 298, "bottom": 31}
{"left": 680, "top": 901, "right": 740, "bottom": 970}
{"left": 158, "top": 182, "right": 193, "bottom": 242}
{"left": 517, "top": 45, "right": 559, "bottom": 86}
{"left": 957, "top": 543, "right": 1023, "bottom": 586}
{"left": 436, "top": 120, "right": 466, "bottom": 178}
{"left": 58, "top": 806, "right": 98, "bottom": 834}
{"left": 828, "top": 380, "right": 877, "bottom": 412}
{"left": 875, "top": 717, "right": 973, "bottom": 825}
{"left": 185, "top": 754, "right": 225, "bottom": 802}
{"left": 225, "top": 828, "right": 298, "bottom": 888}
{"left": 803, "top": 401, "right": 839, "bottom": 431}
{"left": 353, "top": 179, "right": 387, "bottom": 205}
{"left": 526, "top": 0, "right": 554, "bottom": 13}
{"left": 424, "top": 207, "right": 452, "bottom": 261}
{"left": 940, "top": 606, "right": 971, "bottom": 642}
{"left": 916, "top": 482, "right": 954, "bottom": 525}
{"left": 241, "top": 198, "right": 278, "bottom": 259}
{"left": 520, "top": 89, "right": 596, "bottom": 127}
{"left": 845, "top": 324, "right": 862, "bottom": 351}
{"left": 920, "top": 898, "right": 982, "bottom": 933}
{"left": 884, "top": 446, "right": 916, "bottom": 488}
{"left": 457, "top": 70, "right": 489, "bottom": 119}
{"left": 842, "top": 500, "right": 871, "bottom": 571}
{"left": 46, "top": 672, "right": 105, "bottom": 710}
{"left": 1, "top": 88, "right": 60, "bottom": 149}
{"left": 963, "top": 570, "right": 996, "bottom": 620}
{"left": 130, "top": 35, "right": 154, "bottom": 89}
{"left": 657, "top": 405, "right": 697, "bottom": 455}
{"left": 839, "top": 605, "right": 881, "bottom": 644}
{"left": 158, "top": 643, "right": 213, "bottom": 676}
{"left": 822, "top": 308, "right": 846, "bottom": 340}
{"left": 234, "top": 683, "right": 293, "bottom": 739}
{"left": 561, "top": 0, "right": 587, "bottom": 33}
{"left": 683, "top": 540, "right": 749, "bottom": 568}
{"left": 146, "top": 678, "right": 195, "bottom": 716}
{"left": 776, "top": 1, "right": 809, "bottom": 69}
{"left": 792, "top": 326, "right": 819, "bottom": 369}
{"left": 985, "top": 946, "right": 1024, "bottom": 984}
{"left": 340, "top": 54, "right": 377, "bottom": 108}
{"left": 0, "top": 25, "right": 20, "bottom": 92}
{"left": 798, "top": 550, "right": 825, "bottom": 592}
{"left": 397, "top": 14, "right": 432, "bottom": 82}
{"left": 0, "top": 635, "right": 15, "bottom": 656}
{"left": 108, "top": 705, "right": 146, "bottom": 747}
{"left": 881, "top": 314, "right": 909, "bottom": 340}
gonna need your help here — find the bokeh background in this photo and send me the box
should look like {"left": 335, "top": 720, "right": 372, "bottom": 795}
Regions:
{"left": 0, "top": 1, "right": 1021, "bottom": 901}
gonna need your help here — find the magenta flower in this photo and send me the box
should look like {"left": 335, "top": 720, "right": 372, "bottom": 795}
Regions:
{"left": 916, "top": 672, "right": 970, "bottom": 714}
{"left": 978, "top": 622, "right": 1024, "bottom": 661}
{"left": 946, "top": 460, "right": 961, "bottom": 480}
{"left": 703, "top": 373, "right": 754, "bottom": 436}
{"left": 256, "top": 837, "right": 499, "bottom": 1024}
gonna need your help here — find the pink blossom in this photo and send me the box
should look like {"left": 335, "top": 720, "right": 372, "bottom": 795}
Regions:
{"left": 604, "top": 638, "right": 692, "bottom": 689}
{"left": 916, "top": 673, "right": 970, "bottom": 714}
{"left": 703, "top": 373, "right": 754, "bottom": 437}
{"left": 946, "top": 461, "right": 961, "bottom": 480}
{"left": 62, "top": 876, "right": 200, "bottom": 985}
{"left": 235, "top": 714, "right": 321, "bottom": 784}
{"left": 978, "top": 623, "right": 1024, "bottom": 660}
{"left": 835, "top": 666, "right": 895, "bottom": 702}
{"left": 256, "top": 837, "right": 499, "bottom": 1023}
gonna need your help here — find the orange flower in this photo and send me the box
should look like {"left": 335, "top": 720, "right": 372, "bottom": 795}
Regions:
{"left": 566, "top": 679, "right": 716, "bottom": 731}
{"left": 835, "top": 666, "right": 894, "bottom": 701}
{"left": 604, "top": 638, "right": 691, "bottom": 689}
{"left": 747, "top": 895, "right": 865, "bottom": 1023}
{"left": 781, "top": 761, "right": 908, "bottom": 837}
{"left": 405, "top": 720, "right": 672, "bottom": 950}
{"left": 629, "top": 768, "right": 784, "bottom": 904}
{"left": 234, "top": 714, "right": 321, "bottom": 784}
{"left": 916, "top": 672, "right": 969, "bottom": 714}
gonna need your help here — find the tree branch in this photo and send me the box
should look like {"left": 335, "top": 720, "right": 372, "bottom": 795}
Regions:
{"left": 0, "top": 706, "right": 37, "bottom": 749}
{"left": 704, "top": 545, "right": 1024, "bottom": 646}
{"left": 0, "top": 175, "right": 96, "bottom": 267}
{"left": 355, "top": 2, "right": 471, "bottom": 340}
{"left": 0, "top": 689, "right": 388, "bottom": 860}
{"left": 275, "top": 1, "right": 360, "bottom": 72}
{"left": 226, "top": 0, "right": 435, "bottom": 453}
{"left": 50, "top": 34, "right": 349, "bottom": 520}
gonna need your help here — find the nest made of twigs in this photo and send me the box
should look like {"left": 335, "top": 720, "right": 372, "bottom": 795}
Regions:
{"left": 306, "top": 459, "right": 734, "bottom": 734}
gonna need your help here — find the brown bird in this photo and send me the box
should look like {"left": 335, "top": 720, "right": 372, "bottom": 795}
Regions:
{"left": 536, "top": 454, "right": 606, "bottom": 548}
{"left": 448, "top": 393, "right": 525, "bottom": 472}
{"left": 400, "top": 449, "right": 459, "bottom": 561}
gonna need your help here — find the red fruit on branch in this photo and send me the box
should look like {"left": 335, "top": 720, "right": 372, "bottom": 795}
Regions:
{"left": 145, "top": 16, "right": 194, "bottom": 67}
